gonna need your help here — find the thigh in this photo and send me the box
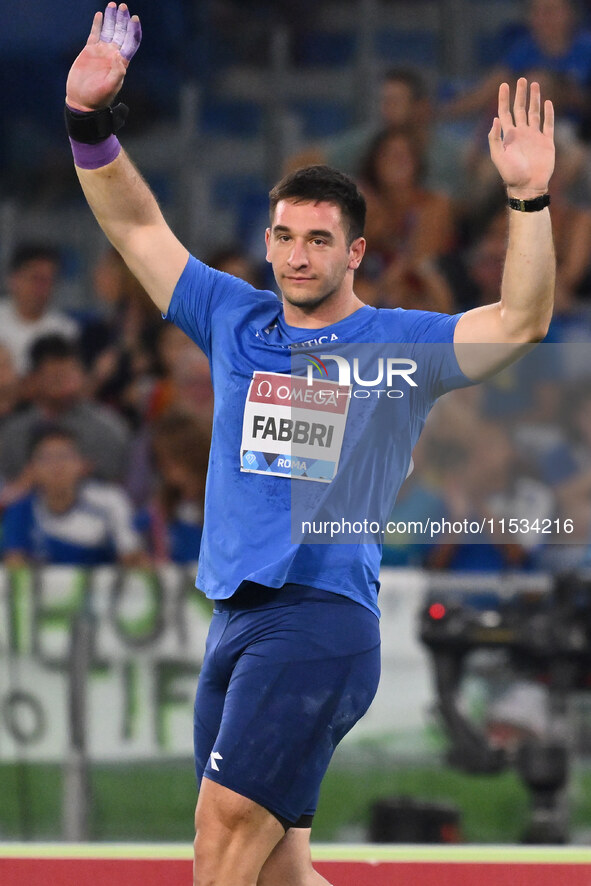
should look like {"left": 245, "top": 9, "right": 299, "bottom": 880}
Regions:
{"left": 193, "top": 610, "right": 233, "bottom": 784}
{"left": 201, "top": 596, "right": 381, "bottom": 825}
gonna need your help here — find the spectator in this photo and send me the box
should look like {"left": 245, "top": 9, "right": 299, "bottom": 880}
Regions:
{"left": 533, "top": 383, "right": 591, "bottom": 544}
{"left": 80, "top": 246, "right": 162, "bottom": 422}
{"left": 442, "top": 0, "right": 591, "bottom": 128}
{"left": 135, "top": 410, "right": 210, "bottom": 564}
{"left": 442, "top": 210, "right": 508, "bottom": 312}
{"left": 382, "top": 434, "right": 449, "bottom": 567}
{"left": 0, "top": 334, "right": 131, "bottom": 483}
{"left": 126, "top": 330, "right": 213, "bottom": 506}
{"left": 0, "top": 242, "right": 78, "bottom": 374}
{"left": 0, "top": 344, "right": 26, "bottom": 509}
{"left": 207, "top": 246, "right": 265, "bottom": 289}
{"left": 144, "top": 323, "right": 214, "bottom": 422}
{"left": 285, "top": 66, "right": 465, "bottom": 197}
{"left": 2, "top": 425, "right": 143, "bottom": 567}
{"left": 0, "top": 344, "right": 21, "bottom": 426}
{"left": 365, "top": 257, "right": 455, "bottom": 313}
{"left": 357, "top": 127, "right": 456, "bottom": 305}
{"left": 427, "top": 421, "right": 555, "bottom": 571}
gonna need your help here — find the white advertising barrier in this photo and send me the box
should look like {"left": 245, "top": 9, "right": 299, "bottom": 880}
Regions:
{"left": 0, "top": 566, "right": 510, "bottom": 763}
{"left": 0, "top": 566, "right": 208, "bottom": 762}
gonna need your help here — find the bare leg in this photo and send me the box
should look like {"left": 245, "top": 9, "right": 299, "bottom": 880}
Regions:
{"left": 257, "top": 828, "right": 333, "bottom": 886}
{"left": 193, "top": 777, "right": 284, "bottom": 886}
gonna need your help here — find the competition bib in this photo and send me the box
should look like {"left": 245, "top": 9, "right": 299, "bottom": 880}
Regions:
{"left": 241, "top": 371, "right": 351, "bottom": 482}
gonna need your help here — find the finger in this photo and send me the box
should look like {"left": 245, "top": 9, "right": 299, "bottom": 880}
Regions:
{"left": 528, "top": 81, "right": 541, "bottom": 128}
{"left": 87, "top": 11, "right": 103, "bottom": 45}
{"left": 120, "top": 16, "right": 142, "bottom": 62}
{"left": 543, "top": 99, "right": 555, "bottom": 139}
{"left": 100, "top": 2, "right": 117, "bottom": 43}
{"left": 513, "top": 77, "right": 528, "bottom": 126}
{"left": 113, "top": 4, "right": 131, "bottom": 49}
{"left": 488, "top": 117, "right": 505, "bottom": 170}
{"left": 488, "top": 116, "right": 502, "bottom": 142}
{"left": 498, "top": 82, "right": 513, "bottom": 132}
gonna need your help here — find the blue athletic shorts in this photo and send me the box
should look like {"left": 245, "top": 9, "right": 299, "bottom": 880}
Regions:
{"left": 193, "top": 581, "right": 381, "bottom": 827}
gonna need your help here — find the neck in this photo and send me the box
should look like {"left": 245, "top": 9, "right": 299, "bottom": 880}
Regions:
{"left": 537, "top": 32, "right": 571, "bottom": 55}
{"left": 383, "top": 182, "right": 414, "bottom": 202}
{"left": 39, "top": 403, "right": 67, "bottom": 419}
{"left": 16, "top": 304, "right": 44, "bottom": 322}
{"left": 282, "top": 290, "right": 365, "bottom": 329}
{"left": 42, "top": 487, "right": 78, "bottom": 515}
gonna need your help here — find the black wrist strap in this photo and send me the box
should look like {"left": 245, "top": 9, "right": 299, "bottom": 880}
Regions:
{"left": 507, "top": 194, "right": 550, "bottom": 212}
{"left": 65, "top": 102, "right": 129, "bottom": 144}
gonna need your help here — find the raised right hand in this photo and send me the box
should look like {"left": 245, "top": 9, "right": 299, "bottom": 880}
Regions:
{"left": 66, "top": 3, "right": 141, "bottom": 112}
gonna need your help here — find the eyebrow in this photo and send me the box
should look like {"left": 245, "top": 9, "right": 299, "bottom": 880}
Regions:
{"left": 272, "top": 225, "right": 335, "bottom": 242}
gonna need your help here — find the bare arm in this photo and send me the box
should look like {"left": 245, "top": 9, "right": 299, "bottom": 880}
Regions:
{"left": 440, "top": 66, "right": 508, "bottom": 120}
{"left": 454, "top": 79, "right": 556, "bottom": 379}
{"left": 74, "top": 152, "right": 188, "bottom": 313}
{"left": 67, "top": 3, "right": 188, "bottom": 313}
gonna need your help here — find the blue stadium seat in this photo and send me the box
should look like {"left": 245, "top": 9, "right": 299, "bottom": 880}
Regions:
{"left": 296, "top": 30, "right": 357, "bottom": 67}
{"left": 200, "top": 99, "right": 264, "bottom": 137}
{"left": 289, "top": 99, "right": 353, "bottom": 139}
{"left": 476, "top": 22, "right": 528, "bottom": 69}
{"left": 374, "top": 29, "right": 440, "bottom": 67}
{"left": 212, "top": 174, "right": 268, "bottom": 210}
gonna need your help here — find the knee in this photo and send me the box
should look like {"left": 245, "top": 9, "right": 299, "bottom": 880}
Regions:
{"left": 193, "top": 784, "right": 283, "bottom": 886}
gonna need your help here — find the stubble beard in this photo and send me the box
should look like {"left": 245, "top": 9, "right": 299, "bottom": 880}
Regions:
{"left": 281, "top": 281, "right": 339, "bottom": 313}
{"left": 279, "top": 266, "right": 349, "bottom": 315}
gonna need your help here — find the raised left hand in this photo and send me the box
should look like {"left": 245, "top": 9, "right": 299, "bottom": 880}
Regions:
{"left": 488, "top": 78, "right": 555, "bottom": 200}
{"left": 66, "top": 3, "right": 142, "bottom": 112}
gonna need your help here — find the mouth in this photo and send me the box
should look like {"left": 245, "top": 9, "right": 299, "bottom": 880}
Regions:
{"left": 284, "top": 276, "right": 315, "bottom": 283}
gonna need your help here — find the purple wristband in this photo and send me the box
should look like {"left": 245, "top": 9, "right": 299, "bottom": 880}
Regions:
{"left": 69, "top": 134, "right": 121, "bottom": 170}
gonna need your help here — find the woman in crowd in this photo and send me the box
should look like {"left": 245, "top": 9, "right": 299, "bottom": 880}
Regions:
{"left": 357, "top": 126, "right": 456, "bottom": 311}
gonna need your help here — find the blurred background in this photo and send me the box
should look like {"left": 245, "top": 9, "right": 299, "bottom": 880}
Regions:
{"left": 3, "top": 0, "right": 591, "bottom": 849}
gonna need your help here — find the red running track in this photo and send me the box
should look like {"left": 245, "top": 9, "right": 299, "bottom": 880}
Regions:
{"left": 2, "top": 857, "right": 591, "bottom": 886}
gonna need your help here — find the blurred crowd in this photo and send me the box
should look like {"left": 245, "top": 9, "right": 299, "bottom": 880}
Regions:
{"left": 1, "top": 0, "right": 591, "bottom": 572}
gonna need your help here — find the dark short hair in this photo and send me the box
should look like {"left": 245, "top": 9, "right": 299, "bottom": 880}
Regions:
{"left": 29, "top": 422, "right": 79, "bottom": 459}
{"left": 269, "top": 165, "right": 366, "bottom": 244}
{"left": 9, "top": 242, "right": 61, "bottom": 274}
{"left": 29, "top": 334, "right": 81, "bottom": 372}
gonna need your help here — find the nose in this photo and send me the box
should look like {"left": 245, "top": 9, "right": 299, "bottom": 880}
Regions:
{"left": 287, "top": 239, "right": 309, "bottom": 269}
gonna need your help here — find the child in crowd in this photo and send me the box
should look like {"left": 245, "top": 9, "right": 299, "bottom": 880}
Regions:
{"left": 2, "top": 424, "right": 144, "bottom": 567}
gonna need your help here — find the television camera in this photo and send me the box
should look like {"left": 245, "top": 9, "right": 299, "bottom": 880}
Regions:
{"left": 419, "top": 569, "right": 591, "bottom": 843}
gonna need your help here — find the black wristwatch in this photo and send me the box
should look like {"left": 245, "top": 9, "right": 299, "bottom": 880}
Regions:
{"left": 507, "top": 194, "right": 550, "bottom": 212}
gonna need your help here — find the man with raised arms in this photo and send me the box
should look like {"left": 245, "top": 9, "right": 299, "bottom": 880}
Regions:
{"left": 66, "top": 6, "right": 555, "bottom": 885}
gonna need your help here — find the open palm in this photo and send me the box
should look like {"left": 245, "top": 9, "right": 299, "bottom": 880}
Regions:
{"left": 66, "top": 4, "right": 141, "bottom": 111}
{"left": 488, "top": 78, "right": 555, "bottom": 197}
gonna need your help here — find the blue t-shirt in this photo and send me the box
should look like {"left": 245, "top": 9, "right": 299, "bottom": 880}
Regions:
{"left": 166, "top": 256, "right": 470, "bottom": 615}
{"left": 2, "top": 481, "right": 140, "bottom": 566}
{"left": 503, "top": 32, "right": 591, "bottom": 87}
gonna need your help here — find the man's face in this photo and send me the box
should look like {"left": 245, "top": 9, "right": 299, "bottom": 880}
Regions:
{"left": 265, "top": 199, "right": 364, "bottom": 314}
{"left": 31, "top": 436, "right": 87, "bottom": 497}
{"left": 9, "top": 258, "right": 59, "bottom": 319}
{"left": 374, "top": 133, "right": 418, "bottom": 189}
{"left": 529, "top": 0, "right": 573, "bottom": 42}
{"left": 35, "top": 357, "right": 85, "bottom": 410}
{"left": 380, "top": 80, "right": 414, "bottom": 127}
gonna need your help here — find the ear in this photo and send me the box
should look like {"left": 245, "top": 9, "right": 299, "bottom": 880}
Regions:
{"left": 348, "top": 237, "right": 366, "bottom": 271}
{"left": 265, "top": 227, "right": 272, "bottom": 263}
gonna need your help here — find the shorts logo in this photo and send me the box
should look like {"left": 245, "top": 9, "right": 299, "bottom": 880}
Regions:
{"left": 210, "top": 751, "right": 223, "bottom": 771}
